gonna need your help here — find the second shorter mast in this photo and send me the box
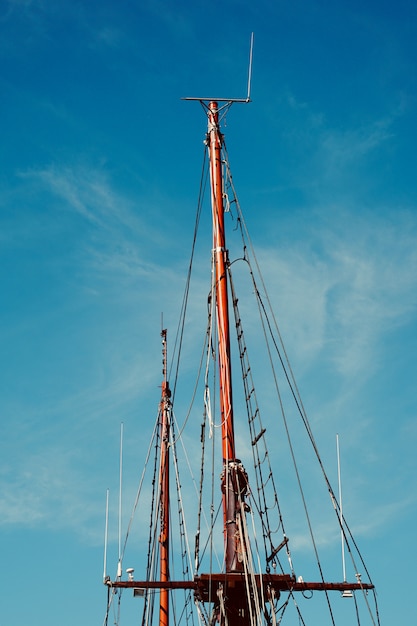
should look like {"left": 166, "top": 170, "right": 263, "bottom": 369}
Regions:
{"left": 159, "top": 329, "right": 171, "bottom": 626}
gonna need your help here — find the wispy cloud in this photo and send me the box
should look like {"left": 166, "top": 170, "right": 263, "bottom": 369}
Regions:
{"left": 2, "top": 157, "right": 416, "bottom": 550}
{"left": 0, "top": 163, "right": 184, "bottom": 541}
{"left": 17, "top": 163, "right": 177, "bottom": 289}
{"left": 22, "top": 165, "right": 135, "bottom": 226}
{"left": 257, "top": 207, "right": 417, "bottom": 381}
{"left": 324, "top": 211, "right": 417, "bottom": 375}
{"left": 0, "top": 445, "right": 104, "bottom": 540}
{"left": 318, "top": 119, "right": 393, "bottom": 174}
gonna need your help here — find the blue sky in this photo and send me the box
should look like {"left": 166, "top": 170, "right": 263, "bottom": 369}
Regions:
{"left": 0, "top": 0, "right": 416, "bottom": 624}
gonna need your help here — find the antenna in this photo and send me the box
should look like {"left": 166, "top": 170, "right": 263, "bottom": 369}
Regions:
{"left": 103, "top": 488, "right": 109, "bottom": 582}
{"left": 117, "top": 422, "right": 124, "bottom": 579}
{"left": 246, "top": 32, "right": 254, "bottom": 102}
{"left": 182, "top": 33, "right": 254, "bottom": 104}
{"left": 337, "top": 434, "right": 353, "bottom": 597}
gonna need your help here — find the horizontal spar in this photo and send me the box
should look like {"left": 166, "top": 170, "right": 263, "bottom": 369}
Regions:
{"left": 106, "top": 572, "right": 374, "bottom": 595}
{"left": 105, "top": 580, "right": 196, "bottom": 590}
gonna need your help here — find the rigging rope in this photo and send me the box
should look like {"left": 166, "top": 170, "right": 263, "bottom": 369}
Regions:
{"left": 220, "top": 138, "right": 380, "bottom": 625}
{"left": 110, "top": 114, "right": 380, "bottom": 626}
{"left": 170, "top": 146, "right": 208, "bottom": 401}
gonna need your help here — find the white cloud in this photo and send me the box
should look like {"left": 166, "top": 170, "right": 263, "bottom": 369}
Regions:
{"left": 0, "top": 446, "right": 102, "bottom": 537}
{"left": 255, "top": 208, "right": 417, "bottom": 382}
{"left": 325, "top": 212, "right": 417, "bottom": 376}
{"left": 2, "top": 156, "right": 416, "bottom": 555}
{"left": 22, "top": 165, "right": 129, "bottom": 226}
{"left": 319, "top": 119, "right": 393, "bottom": 171}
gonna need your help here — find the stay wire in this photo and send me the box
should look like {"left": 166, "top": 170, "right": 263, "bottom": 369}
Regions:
{"left": 170, "top": 144, "right": 209, "bottom": 401}
{"left": 222, "top": 140, "right": 339, "bottom": 622}
{"left": 120, "top": 416, "right": 160, "bottom": 561}
{"left": 228, "top": 264, "right": 289, "bottom": 569}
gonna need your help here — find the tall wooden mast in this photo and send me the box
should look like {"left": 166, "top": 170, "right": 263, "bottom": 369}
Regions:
{"left": 207, "top": 100, "right": 247, "bottom": 575}
{"left": 208, "top": 101, "right": 235, "bottom": 465}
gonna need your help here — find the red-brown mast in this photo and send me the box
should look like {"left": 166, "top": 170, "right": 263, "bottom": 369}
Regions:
{"left": 207, "top": 101, "right": 235, "bottom": 460}
{"left": 207, "top": 101, "right": 243, "bottom": 574}
{"left": 159, "top": 329, "right": 171, "bottom": 626}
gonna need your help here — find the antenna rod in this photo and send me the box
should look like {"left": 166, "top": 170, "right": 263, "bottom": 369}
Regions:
{"left": 103, "top": 488, "right": 109, "bottom": 581}
{"left": 182, "top": 32, "right": 254, "bottom": 103}
{"left": 117, "top": 423, "right": 124, "bottom": 579}
{"left": 246, "top": 33, "right": 254, "bottom": 101}
{"left": 336, "top": 434, "right": 347, "bottom": 582}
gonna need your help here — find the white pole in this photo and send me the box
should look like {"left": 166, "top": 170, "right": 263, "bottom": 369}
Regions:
{"left": 246, "top": 33, "right": 254, "bottom": 101}
{"left": 336, "top": 434, "right": 347, "bottom": 582}
{"left": 117, "top": 422, "right": 124, "bottom": 579}
{"left": 103, "top": 488, "right": 109, "bottom": 581}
